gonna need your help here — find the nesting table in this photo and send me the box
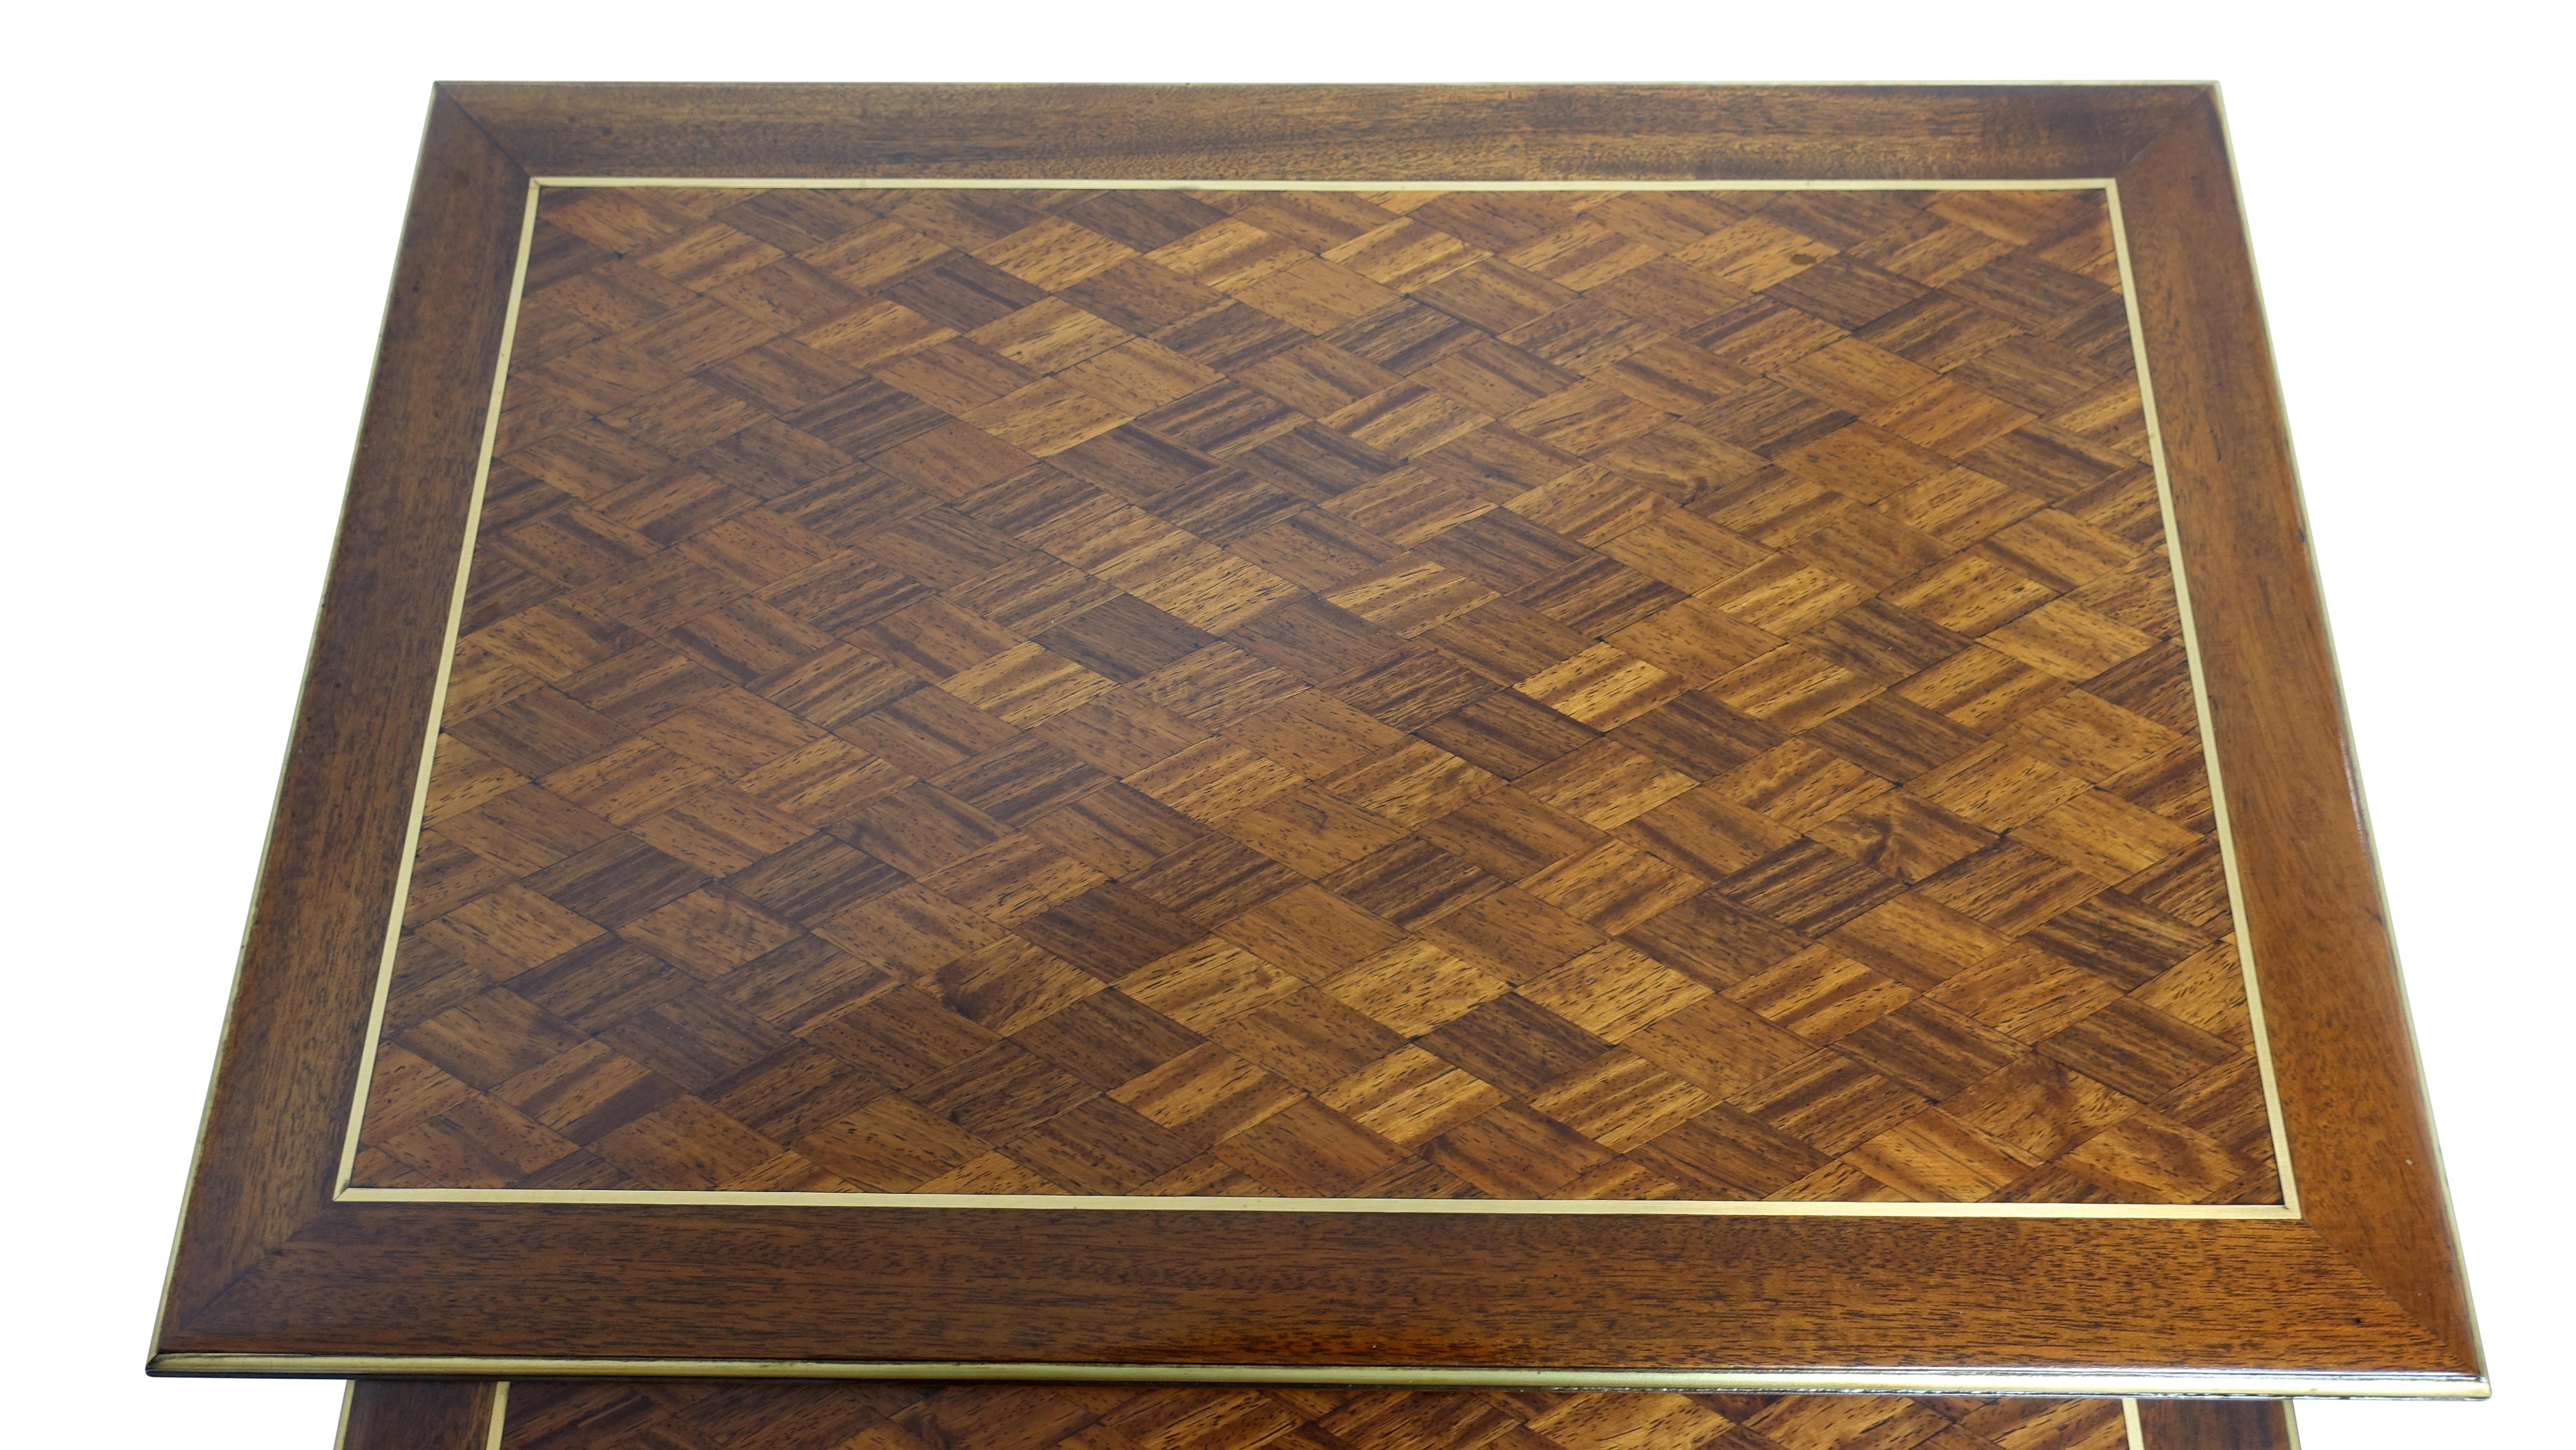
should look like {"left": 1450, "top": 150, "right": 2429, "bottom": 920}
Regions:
{"left": 157, "top": 85, "right": 2479, "bottom": 1450}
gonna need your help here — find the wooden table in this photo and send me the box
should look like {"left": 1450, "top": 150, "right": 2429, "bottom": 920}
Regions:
{"left": 155, "top": 85, "right": 2478, "bottom": 1450}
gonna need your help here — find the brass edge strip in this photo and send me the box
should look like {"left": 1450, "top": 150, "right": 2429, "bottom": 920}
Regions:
{"left": 147, "top": 1355, "right": 2489, "bottom": 1400}
{"left": 337, "top": 179, "right": 2291, "bottom": 1220}
{"left": 2122, "top": 1398, "right": 2143, "bottom": 1450}
{"left": 485, "top": 1382, "right": 511, "bottom": 1450}
{"left": 333, "top": 1381, "right": 355, "bottom": 1450}
{"left": 2281, "top": 1400, "right": 2304, "bottom": 1449}
{"left": 335, "top": 1185, "right": 2296, "bottom": 1218}
{"left": 528, "top": 176, "right": 2116, "bottom": 191}
{"left": 2103, "top": 178, "right": 2302, "bottom": 1215}
{"left": 334, "top": 177, "right": 544, "bottom": 1195}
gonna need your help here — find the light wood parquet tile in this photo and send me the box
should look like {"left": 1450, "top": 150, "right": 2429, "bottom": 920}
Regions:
{"left": 351, "top": 185, "right": 2281, "bottom": 1206}
{"left": 496, "top": 1380, "right": 2140, "bottom": 1450}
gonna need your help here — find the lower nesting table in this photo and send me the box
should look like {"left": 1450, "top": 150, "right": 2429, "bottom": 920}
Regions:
{"left": 341, "top": 1380, "right": 2297, "bottom": 1450}
{"left": 156, "top": 83, "right": 2477, "bottom": 1449}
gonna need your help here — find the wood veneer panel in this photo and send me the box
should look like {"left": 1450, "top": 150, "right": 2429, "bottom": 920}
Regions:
{"left": 493, "top": 1379, "right": 2146, "bottom": 1450}
{"left": 162, "top": 90, "right": 527, "bottom": 1316}
{"left": 171, "top": 1207, "right": 2449, "bottom": 1370}
{"left": 2136, "top": 1397, "right": 2294, "bottom": 1450}
{"left": 347, "top": 182, "right": 2279, "bottom": 1211}
{"left": 2111, "top": 96, "right": 2474, "bottom": 1361}
{"left": 448, "top": 84, "right": 2201, "bottom": 182}
{"left": 343, "top": 1379, "right": 501, "bottom": 1450}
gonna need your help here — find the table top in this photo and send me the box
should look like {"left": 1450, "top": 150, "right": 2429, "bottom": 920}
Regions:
{"left": 154, "top": 84, "right": 2477, "bottom": 1400}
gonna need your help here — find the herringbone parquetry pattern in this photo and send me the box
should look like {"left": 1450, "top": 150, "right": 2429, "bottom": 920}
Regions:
{"left": 499, "top": 1381, "right": 2134, "bottom": 1450}
{"left": 352, "top": 184, "right": 2281, "bottom": 1206}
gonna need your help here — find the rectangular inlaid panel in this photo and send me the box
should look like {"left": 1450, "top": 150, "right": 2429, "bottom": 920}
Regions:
{"left": 496, "top": 1381, "right": 2139, "bottom": 1450}
{"left": 348, "top": 184, "right": 2284, "bottom": 1207}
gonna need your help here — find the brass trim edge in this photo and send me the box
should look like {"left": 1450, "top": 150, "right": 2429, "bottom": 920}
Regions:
{"left": 337, "top": 178, "right": 2295, "bottom": 1220}
{"left": 2121, "top": 1399, "right": 2144, "bottom": 1449}
{"left": 148, "top": 1354, "right": 2488, "bottom": 1400}
{"left": 485, "top": 1382, "right": 511, "bottom": 1450}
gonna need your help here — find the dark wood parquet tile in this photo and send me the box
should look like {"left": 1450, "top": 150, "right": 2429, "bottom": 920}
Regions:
{"left": 496, "top": 1380, "right": 2139, "bottom": 1450}
{"left": 352, "top": 185, "right": 2280, "bottom": 1205}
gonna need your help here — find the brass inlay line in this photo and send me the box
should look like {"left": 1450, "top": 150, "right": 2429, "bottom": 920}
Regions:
{"left": 2102, "top": 180, "right": 2302, "bottom": 1215}
{"left": 337, "top": 1184, "right": 2296, "bottom": 1217}
{"left": 151, "top": 1353, "right": 2487, "bottom": 1401}
{"left": 527, "top": 177, "right": 2118, "bottom": 192}
{"left": 338, "top": 178, "right": 2296, "bottom": 1219}
{"left": 334, "top": 176, "right": 544, "bottom": 1197}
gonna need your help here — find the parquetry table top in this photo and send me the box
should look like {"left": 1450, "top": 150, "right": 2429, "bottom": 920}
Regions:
{"left": 352, "top": 179, "right": 2283, "bottom": 1217}
{"left": 155, "top": 84, "right": 2478, "bottom": 1405}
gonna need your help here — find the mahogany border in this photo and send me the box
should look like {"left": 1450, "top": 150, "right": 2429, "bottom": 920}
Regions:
{"left": 153, "top": 84, "right": 2479, "bottom": 1394}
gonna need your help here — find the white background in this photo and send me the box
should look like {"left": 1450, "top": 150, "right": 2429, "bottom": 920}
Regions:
{"left": 4, "top": 5, "right": 2565, "bottom": 1445}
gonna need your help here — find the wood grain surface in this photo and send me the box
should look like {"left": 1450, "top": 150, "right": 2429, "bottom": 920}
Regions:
{"left": 2110, "top": 93, "right": 2477, "bottom": 1365}
{"left": 2134, "top": 1398, "right": 2294, "bottom": 1450}
{"left": 154, "top": 84, "right": 2477, "bottom": 1393}
{"left": 343, "top": 1379, "right": 503, "bottom": 1450}
{"left": 450, "top": 84, "right": 2204, "bottom": 183}
{"left": 496, "top": 1379, "right": 2146, "bottom": 1450}
{"left": 349, "top": 181, "right": 2278, "bottom": 1210}
{"left": 163, "top": 89, "right": 529, "bottom": 1320}
{"left": 332, "top": 1378, "right": 2299, "bottom": 1450}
